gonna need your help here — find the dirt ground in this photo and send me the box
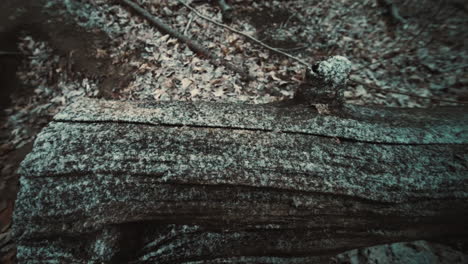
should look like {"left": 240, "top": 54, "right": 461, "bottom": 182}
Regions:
{"left": 1, "top": 0, "right": 467, "bottom": 262}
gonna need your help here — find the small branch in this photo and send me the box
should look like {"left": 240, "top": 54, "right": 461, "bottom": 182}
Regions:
{"left": 119, "top": 0, "right": 252, "bottom": 80}
{"left": 183, "top": 13, "right": 194, "bottom": 35}
{"left": 380, "top": 0, "right": 406, "bottom": 24}
{"left": 281, "top": 13, "right": 297, "bottom": 29}
{"left": 178, "top": 0, "right": 311, "bottom": 69}
{"left": 277, "top": 45, "right": 307, "bottom": 52}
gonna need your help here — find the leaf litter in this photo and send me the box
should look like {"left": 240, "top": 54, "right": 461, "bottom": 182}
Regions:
{"left": 1, "top": 0, "right": 467, "bottom": 259}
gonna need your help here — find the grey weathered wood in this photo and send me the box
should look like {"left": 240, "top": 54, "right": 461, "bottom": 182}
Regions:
{"left": 14, "top": 98, "right": 468, "bottom": 263}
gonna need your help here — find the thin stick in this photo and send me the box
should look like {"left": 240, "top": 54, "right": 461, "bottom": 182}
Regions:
{"left": 380, "top": 0, "right": 406, "bottom": 24}
{"left": 183, "top": 13, "right": 195, "bottom": 35}
{"left": 119, "top": 0, "right": 252, "bottom": 80}
{"left": 277, "top": 46, "right": 307, "bottom": 52}
{"left": 178, "top": 0, "right": 311, "bottom": 68}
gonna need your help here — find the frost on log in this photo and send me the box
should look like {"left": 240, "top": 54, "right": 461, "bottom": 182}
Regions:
{"left": 14, "top": 98, "right": 468, "bottom": 263}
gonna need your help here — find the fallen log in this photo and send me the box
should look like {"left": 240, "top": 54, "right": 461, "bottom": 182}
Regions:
{"left": 13, "top": 97, "right": 468, "bottom": 263}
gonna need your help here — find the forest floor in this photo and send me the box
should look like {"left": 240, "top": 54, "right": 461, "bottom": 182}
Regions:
{"left": 1, "top": 0, "right": 467, "bottom": 262}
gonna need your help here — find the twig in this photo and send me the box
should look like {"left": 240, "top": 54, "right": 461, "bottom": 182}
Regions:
{"left": 350, "top": 79, "right": 468, "bottom": 105}
{"left": 178, "top": 0, "right": 311, "bottom": 69}
{"left": 277, "top": 46, "right": 307, "bottom": 52}
{"left": 183, "top": 13, "right": 194, "bottom": 35}
{"left": 281, "top": 13, "right": 296, "bottom": 29}
{"left": 119, "top": 0, "right": 252, "bottom": 80}
{"left": 380, "top": 0, "right": 406, "bottom": 24}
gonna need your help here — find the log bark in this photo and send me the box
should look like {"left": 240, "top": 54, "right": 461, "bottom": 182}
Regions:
{"left": 14, "top": 98, "right": 468, "bottom": 263}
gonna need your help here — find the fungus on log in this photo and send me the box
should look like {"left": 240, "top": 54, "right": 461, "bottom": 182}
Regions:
{"left": 14, "top": 98, "right": 468, "bottom": 263}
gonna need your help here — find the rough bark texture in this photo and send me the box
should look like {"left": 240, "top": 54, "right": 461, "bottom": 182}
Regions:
{"left": 334, "top": 240, "right": 468, "bottom": 264}
{"left": 14, "top": 98, "right": 468, "bottom": 263}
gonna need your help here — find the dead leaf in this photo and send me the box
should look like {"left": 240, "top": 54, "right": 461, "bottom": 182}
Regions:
{"left": 159, "top": 34, "right": 170, "bottom": 42}
{"left": 233, "top": 82, "right": 242, "bottom": 94}
{"left": 162, "top": 79, "right": 174, "bottom": 89}
{"left": 95, "top": 48, "right": 108, "bottom": 58}
{"left": 213, "top": 87, "right": 225, "bottom": 97}
{"left": 181, "top": 78, "right": 192, "bottom": 89}
{"left": 210, "top": 78, "right": 224, "bottom": 85}
{"left": 190, "top": 87, "right": 201, "bottom": 97}
{"left": 138, "top": 63, "right": 153, "bottom": 72}
{"left": 153, "top": 88, "right": 167, "bottom": 99}
{"left": 315, "top": 104, "right": 331, "bottom": 115}
{"left": 167, "top": 38, "right": 178, "bottom": 45}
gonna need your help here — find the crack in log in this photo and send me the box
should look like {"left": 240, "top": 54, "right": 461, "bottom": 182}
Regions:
{"left": 53, "top": 118, "right": 460, "bottom": 146}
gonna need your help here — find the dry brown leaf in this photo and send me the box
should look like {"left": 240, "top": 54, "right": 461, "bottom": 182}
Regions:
{"left": 162, "top": 79, "right": 174, "bottom": 89}
{"left": 210, "top": 78, "right": 224, "bottom": 85}
{"left": 159, "top": 34, "right": 170, "bottom": 42}
{"left": 213, "top": 87, "right": 225, "bottom": 97}
{"left": 95, "top": 48, "right": 108, "bottom": 58}
{"left": 153, "top": 88, "right": 167, "bottom": 99}
{"left": 181, "top": 78, "right": 192, "bottom": 89}
{"left": 315, "top": 104, "right": 331, "bottom": 115}
{"left": 190, "top": 87, "right": 201, "bottom": 97}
